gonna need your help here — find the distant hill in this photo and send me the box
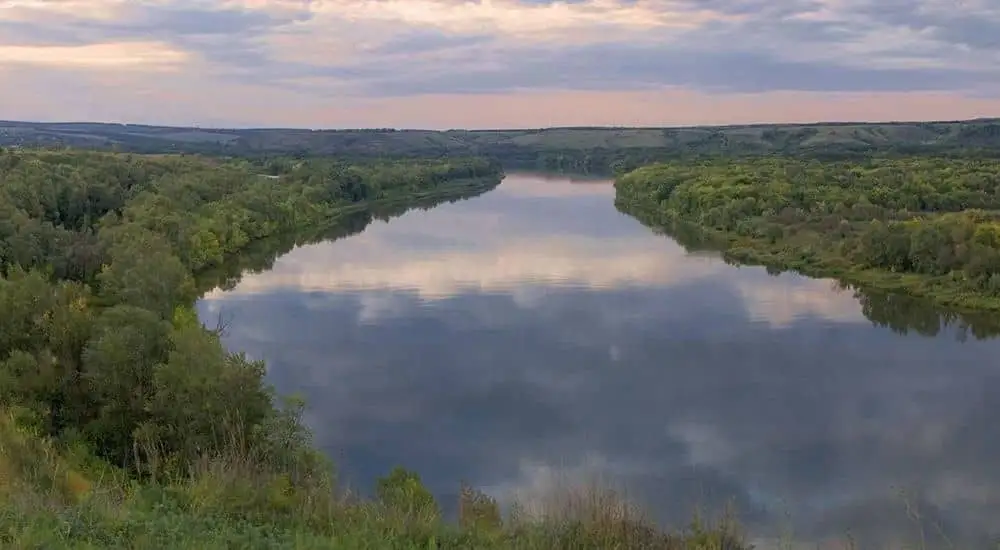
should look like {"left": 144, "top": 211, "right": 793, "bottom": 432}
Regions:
{"left": 3, "top": 118, "right": 1000, "bottom": 173}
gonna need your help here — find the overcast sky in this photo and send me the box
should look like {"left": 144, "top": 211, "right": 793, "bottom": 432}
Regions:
{"left": 1, "top": 0, "right": 999, "bottom": 128}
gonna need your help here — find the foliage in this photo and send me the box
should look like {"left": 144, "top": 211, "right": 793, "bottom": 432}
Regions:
{"left": 0, "top": 147, "right": 501, "bottom": 486}
{"left": 0, "top": 409, "right": 750, "bottom": 549}
{"left": 376, "top": 467, "right": 440, "bottom": 521}
{"left": 0, "top": 148, "right": 753, "bottom": 547}
{"left": 615, "top": 156, "right": 1000, "bottom": 311}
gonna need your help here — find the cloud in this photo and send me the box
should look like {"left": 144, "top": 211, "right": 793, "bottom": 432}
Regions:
{"left": 735, "top": 273, "right": 863, "bottom": 327}
{"left": 0, "top": 41, "right": 187, "bottom": 68}
{"left": 0, "top": 0, "right": 998, "bottom": 126}
{"left": 362, "top": 44, "right": 987, "bottom": 96}
{"left": 202, "top": 234, "right": 863, "bottom": 329}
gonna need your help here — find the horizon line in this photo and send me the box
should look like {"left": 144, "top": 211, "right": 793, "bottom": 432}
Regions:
{"left": 2, "top": 116, "right": 999, "bottom": 134}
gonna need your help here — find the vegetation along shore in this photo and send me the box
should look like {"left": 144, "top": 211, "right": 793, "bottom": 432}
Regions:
{"left": 615, "top": 156, "right": 1000, "bottom": 312}
{"left": 0, "top": 147, "right": 749, "bottom": 548}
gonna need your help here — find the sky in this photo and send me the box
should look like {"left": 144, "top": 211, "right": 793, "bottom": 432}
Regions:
{"left": 1, "top": 0, "right": 999, "bottom": 128}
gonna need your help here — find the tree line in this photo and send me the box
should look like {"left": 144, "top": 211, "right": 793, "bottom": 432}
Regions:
{"left": 0, "top": 147, "right": 502, "bottom": 478}
{"left": 8, "top": 119, "right": 1000, "bottom": 178}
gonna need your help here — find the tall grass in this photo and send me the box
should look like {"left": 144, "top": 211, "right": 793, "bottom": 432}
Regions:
{"left": 0, "top": 410, "right": 978, "bottom": 549}
{"left": 0, "top": 409, "right": 751, "bottom": 549}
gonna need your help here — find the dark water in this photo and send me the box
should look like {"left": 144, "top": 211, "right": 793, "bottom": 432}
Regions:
{"left": 198, "top": 173, "right": 1000, "bottom": 549}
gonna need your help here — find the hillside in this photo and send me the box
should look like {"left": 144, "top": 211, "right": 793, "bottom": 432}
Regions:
{"left": 3, "top": 118, "right": 1000, "bottom": 173}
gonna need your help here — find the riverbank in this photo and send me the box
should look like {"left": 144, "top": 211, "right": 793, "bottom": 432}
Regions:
{"left": 0, "top": 409, "right": 746, "bottom": 548}
{"left": 0, "top": 150, "right": 750, "bottom": 548}
{"left": 614, "top": 158, "right": 1000, "bottom": 313}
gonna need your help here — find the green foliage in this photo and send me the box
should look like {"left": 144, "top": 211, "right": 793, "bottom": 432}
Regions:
{"left": 0, "top": 421, "right": 751, "bottom": 549}
{"left": 142, "top": 328, "right": 272, "bottom": 474}
{"left": 615, "top": 157, "right": 1000, "bottom": 311}
{"left": 0, "top": 147, "right": 501, "bottom": 481}
{"left": 0, "top": 147, "right": 754, "bottom": 547}
{"left": 458, "top": 482, "right": 503, "bottom": 532}
{"left": 376, "top": 467, "right": 441, "bottom": 522}
{"left": 80, "top": 306, "right": 171, "bottom": 467}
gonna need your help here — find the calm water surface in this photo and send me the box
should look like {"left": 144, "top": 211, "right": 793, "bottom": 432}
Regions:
{"left": 198, "top": 173, "right": 1000, "bottom": 549}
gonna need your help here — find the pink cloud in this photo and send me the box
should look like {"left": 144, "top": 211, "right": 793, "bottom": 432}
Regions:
{"left": 2, "top": 72, "right": 998, "bottom": 128}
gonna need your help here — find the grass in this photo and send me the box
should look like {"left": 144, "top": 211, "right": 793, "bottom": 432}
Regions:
{"left": 0, "top": 410, "right": 749, "bottom": 549}
{"left": 3, "top": 409, "right": 983, "bottom": 550}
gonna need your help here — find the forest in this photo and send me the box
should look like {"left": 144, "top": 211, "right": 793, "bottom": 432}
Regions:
{"left": 0, "top": 147, "right": 745, "bottom": 548}
{"left": 0, "top": 147, "right": 501, "bottom": 461}
{"left": 615, "top": 157, "right": 1000, "bottom": 311}
{"left": 5, "top": 118, "right": 1000, "bottom": 176}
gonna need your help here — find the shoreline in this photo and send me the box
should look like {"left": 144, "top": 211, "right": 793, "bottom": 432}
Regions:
{"left": 620, "top": 208, "right": 1000, "bottom": 314}
{"left": 613, "top": 158, "right": 1000, "bottom": 314}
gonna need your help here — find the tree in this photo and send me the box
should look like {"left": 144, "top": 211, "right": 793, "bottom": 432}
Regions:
{"left": 144, "top": 327, "right": 271, "bottom": 469}
{"left": 96, "top": 225, "right": 194, "bottom": 318}
{"left": 80, "top": 306, "right": 170, "bottom": 466}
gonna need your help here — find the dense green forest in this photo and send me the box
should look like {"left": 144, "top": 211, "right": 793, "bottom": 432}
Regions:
{"left": 0, "top": 148, "right": 743, "bottom": 548}
{"left": 5, "top": 118, "right": 1000, "bottom": 175}
{"left": 615, "top": 157, "right": 1000, "bottom": 311}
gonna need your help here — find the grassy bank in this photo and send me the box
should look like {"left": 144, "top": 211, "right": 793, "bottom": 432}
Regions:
{"left": 615, "top": 157, "right": 1000, "bottom": 312}
{"left": 0, "top": 409, "right": 746, "bottom": 549}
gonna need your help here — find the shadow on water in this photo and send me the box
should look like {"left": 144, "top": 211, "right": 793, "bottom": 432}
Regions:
{"left": 641, "top": 215, "right": 1000, "bottom": 342}
{"left": 195, "top": 183, "right": 497, "bottom": 295}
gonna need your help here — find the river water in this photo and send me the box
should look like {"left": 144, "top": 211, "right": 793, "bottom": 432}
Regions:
{"left": 198, "top": 173, "right": 1000, "bottom": 549}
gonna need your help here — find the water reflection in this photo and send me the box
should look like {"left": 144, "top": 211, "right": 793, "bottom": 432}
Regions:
{"left": 855, "top": 289, "right": 1000, "bottom": 341}
{"left": 195, "top": 183, "right": 498, "bottom": 294}
{"left": 199, "top": 173, "right": 1000, "bottom": 549}
{"left": 656, "top": 218, "right": 1000, "bottom": 341}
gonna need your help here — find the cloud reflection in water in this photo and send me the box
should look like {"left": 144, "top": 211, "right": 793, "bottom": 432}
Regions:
{"left": 200, "top": 174, "right": 1000, "bottom": 548}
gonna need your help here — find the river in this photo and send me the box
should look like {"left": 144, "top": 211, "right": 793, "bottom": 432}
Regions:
{"left": 198, "top": 173, "right": 1000, "bottom": 549}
